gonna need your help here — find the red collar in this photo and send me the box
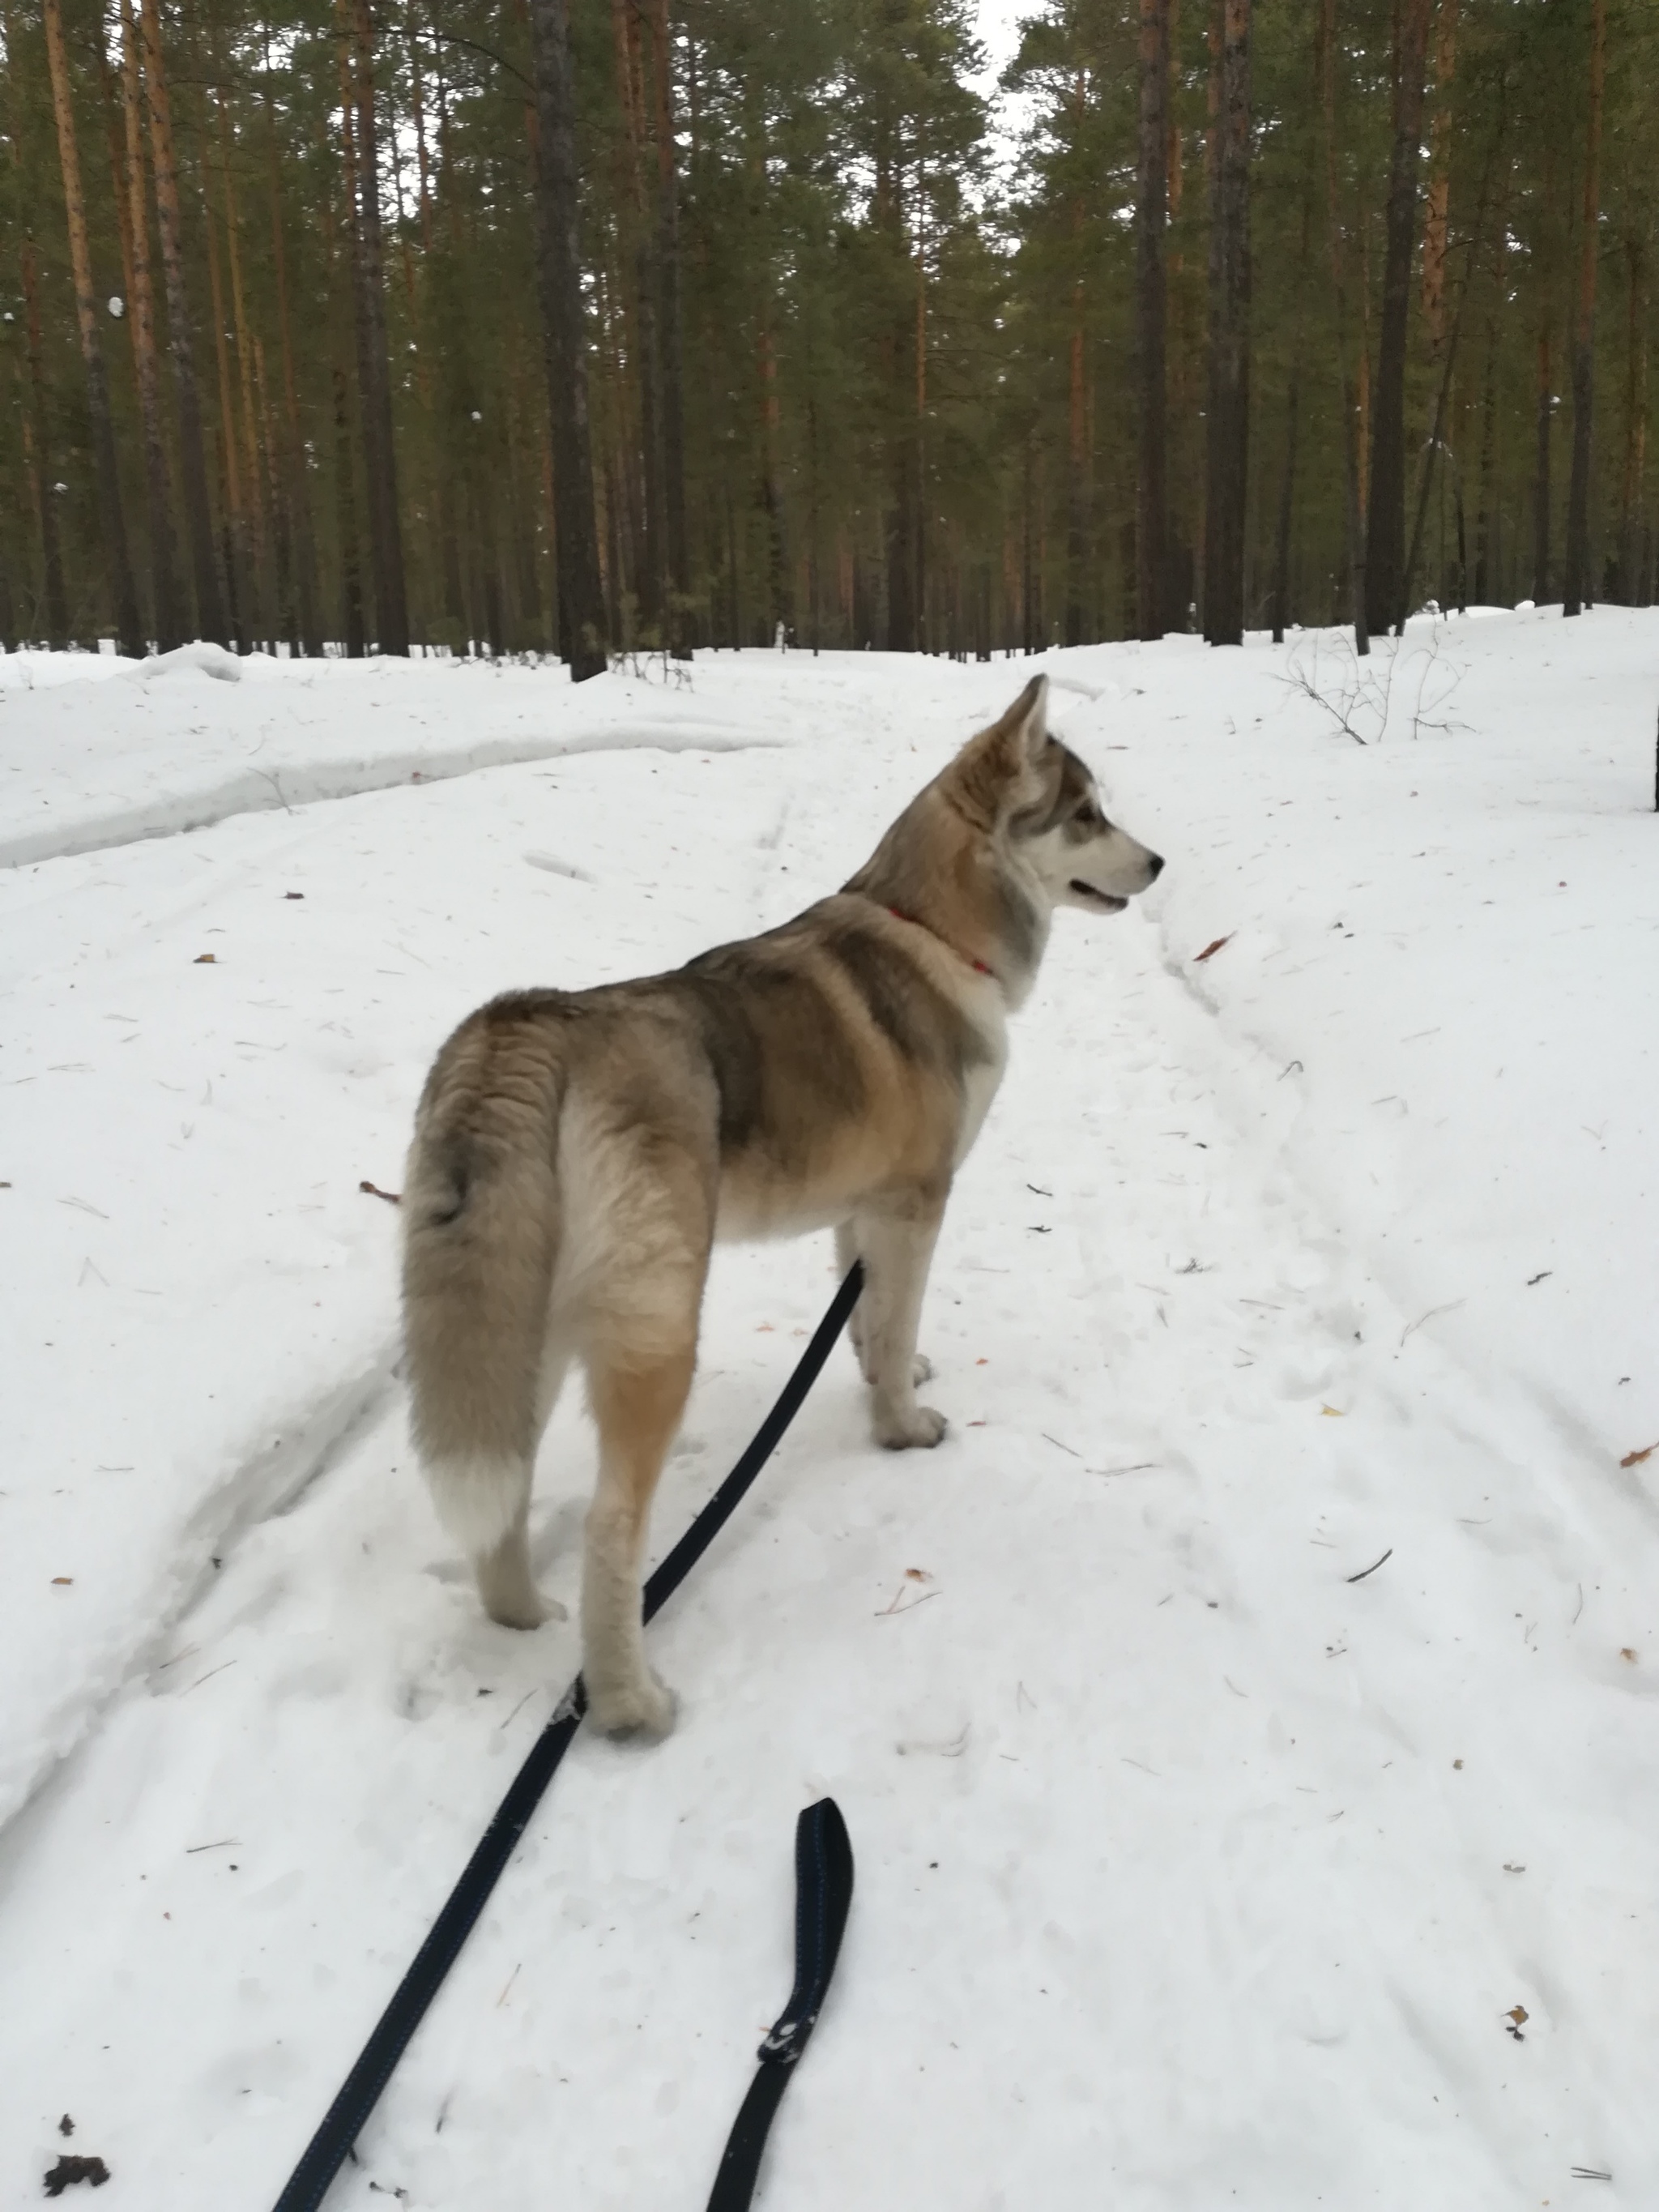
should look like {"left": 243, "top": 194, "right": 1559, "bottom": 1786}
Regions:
{"left": 886, "top": 906, "right": 996, "bottom": 979}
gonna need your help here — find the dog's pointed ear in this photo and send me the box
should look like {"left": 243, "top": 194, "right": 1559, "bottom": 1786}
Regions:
{"left": 992, "top": 673, "right": 1050, "bottom": 763}
{"left": 946, "top": 673, "right": 1055, "bottom": 826}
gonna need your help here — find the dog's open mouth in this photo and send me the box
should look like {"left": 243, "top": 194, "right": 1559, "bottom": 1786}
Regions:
{"left": 1070, "top": 879, "right": 1128, "bottom": 912}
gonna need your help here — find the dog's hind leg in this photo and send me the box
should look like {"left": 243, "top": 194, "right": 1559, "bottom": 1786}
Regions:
{"left": 578, "top": 1178, "right": 711, "bottom": 1738}
{"left": 471, "top": 1335, "right": 570, "bottom": 1629}
{"left": 582, "top": 1330, "right": 701, "bottom": 1738}
{"left": 852, "top": 1187, "right": 948, "bottom": 1450}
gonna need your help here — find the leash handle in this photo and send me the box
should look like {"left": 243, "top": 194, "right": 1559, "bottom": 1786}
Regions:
{"left": 705, "top": 1799, "right": 854, "bottom": 2212}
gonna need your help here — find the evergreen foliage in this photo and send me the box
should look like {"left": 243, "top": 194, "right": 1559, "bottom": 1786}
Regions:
{"left": 0, "top": 0, "right": 1653, "bottom": 662}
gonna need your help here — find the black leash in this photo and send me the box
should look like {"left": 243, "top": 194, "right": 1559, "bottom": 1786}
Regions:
{"left": 705, "top": 1798, "right": 855, "bottom": 2212}
{"left": 271, "top": 1262, "right": 864, "bottom": 2212}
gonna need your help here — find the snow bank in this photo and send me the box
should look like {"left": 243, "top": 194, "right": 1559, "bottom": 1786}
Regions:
{"left": 0, "top": 652, "right": 782, "bottom": 869}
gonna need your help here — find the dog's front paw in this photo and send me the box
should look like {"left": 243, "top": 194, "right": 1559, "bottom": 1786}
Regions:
{"left": 587, "top": 1671, "right": 679, "bottom": 1741}
{"left": 911, "top": 1353, "right": 934, "bottom": 1386}
{"left": 874, "top": 1403, "right": 948, "bottom": 1450}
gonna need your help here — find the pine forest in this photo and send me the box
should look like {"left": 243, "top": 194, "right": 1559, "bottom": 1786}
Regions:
{"left": 1, "top": 0, "right": 1654, "bottom": 671}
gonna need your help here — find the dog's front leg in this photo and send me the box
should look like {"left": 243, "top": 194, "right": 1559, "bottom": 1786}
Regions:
{"left": 854, "top": 1191, "right": 948, "bottom": 1450}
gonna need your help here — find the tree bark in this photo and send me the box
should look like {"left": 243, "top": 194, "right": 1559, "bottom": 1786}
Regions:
{"left": 1616, "top": 233, "right": 1647, "bottom": 602}
{"left": 20, "top": 237, "right": 71, "bottom": 644}
{"left": 1065, "top": 280, "right": 1088, "bottom": 646}
{"left": 139, "top": 0, "right": 227, "bottom": 645}
{"left": 1533, "top": 315, "right": 1553, "bottom": 602}
{"left": 613, "top": 0, "right": 663, "bottom": 634}
{"left": 215, "top": 88, "right": 270, "bottom": 641}
{"left": 117, "top": 0, "right": 183, "bottom": 648}
{"left": 527, "top": 0, "right": 608, "bottom": 677}
{"left": 1320, "top": 0, "right": 1368, "bottom": 653}
{"left": 42, "top": 0, "right": 144, "bottom": 655}
{"left": 1135, "top": 0, "right": 1170, "bottom": 641}
{"left": 1474, "top": 315, "right": 1497, "bottom": 601}
{"left": 203, "top": 173, "right": 249, "bottom": 647}
{"left": 264, "top": 75, "right": 322, "bottom": 652}
{"left": 1365, "top": 0, "right": 1432, "bottom": 634}
{"left": 342, "top": 0, "right": 410, "bottom": 654}
{"left": 1202, "top": 0, "right": 1252, "bottom": 648}
{"left": 1420, "top": 0, "right": 1460, "bottom": 355}
{"left": 647, "top": 0, "right": 690, "bottom": 655}
{"left": 1563, "top": 0, "right": 1606, "bottom": 617}
{"left": 334, "top": 363, "right": 367, "bottom": 656}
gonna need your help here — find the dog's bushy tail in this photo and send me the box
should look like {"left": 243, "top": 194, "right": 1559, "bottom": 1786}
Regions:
{"left": 401, "top": 1008, "right": 563, "bottom": 1558}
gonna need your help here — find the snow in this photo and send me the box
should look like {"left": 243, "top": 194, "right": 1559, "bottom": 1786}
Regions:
{"left": 2, "top": 612, "right": 1657, "bottom": 2210}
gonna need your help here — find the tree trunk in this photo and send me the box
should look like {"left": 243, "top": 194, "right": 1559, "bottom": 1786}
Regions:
{"left": 1270, "top": 362, "right": 1301, "bottom": 646}
{"left": 1533, "top": 316, "right": 1553, "bottom": 602}
{"left": 264, "top": 78, "right": 322, "bottom": 653}
{"left": 647, "top": 0, "right": 690, "bottom": 655}
{"left": 341, "top": 0, "right": 410, "bottom": 654}
{"left": 1202, "top": 0, "right": 1252, "bottom": 648}
{"left": 1365, "top": 0, "right": 1432, "bottom": 635}
{"left": 527, "top": 0, "right": 608, "bottom": 678}
{"left": 20, "top": 237, "right": 71, "bottom": 644}
{"left": 215, "top": 88, "right": 270, "bottom": 643}
{"left": 914, "top": 209, "right": 928, "bottom": 650}
{"left": 1474, "top": 316, "right": 1497, "bottom": 601}
{"left": 117, "top": 0, "right": 183, "bottom": 648}
{"left": 760, "top": 317, "right": 791, "bottom": 638}
{"left": 1021, "top": 433, "right": 1037, "bottom": 653}
{"left": 1065, "top": 283, "right": 1088, "bottom": 646}
{"left": 139, "top": 0, "right": 227, "bottom": 644}
{"left": 1563, "top": 0, "right": 1606, "bottom": 618}
{"left": 1320, "top": 0, "right": 1368, "bottom": 652}
{"left": 334, "top": 362, "right": 367, "bottom": 657}
{"left": 42, "top": 0, "right": 144, "bottom": 655}
{"left": 203, "top": 179, "right": 249, "bottom": 647}
{"left": 1617, "top": 233, "right": 1647, "bottom": 603}
{"left": 614, "top": 0, "right": 663, "bottom": 635}
{"left": 1271, "top": 195, "right": 1312, "bottom": 646}
{"left": 1420, "top": 0, "right": 1459, "bottom": 355}
{"left": 1135, "top": 0, "right": 1170, "bottom": 641}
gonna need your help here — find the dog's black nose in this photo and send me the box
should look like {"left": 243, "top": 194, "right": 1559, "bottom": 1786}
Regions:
{"left": 1147, "top": 852, "right": 1165, "bottom": 880}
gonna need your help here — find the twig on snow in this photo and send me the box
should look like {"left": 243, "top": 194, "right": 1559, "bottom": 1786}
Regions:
{"left": 877, "top": 1586, "right": 941, "bottom": 1618}
{"left": 1400, "top": 1299, "right": 1464, "bottom": 1348}
{"left": 1346, "top": 1548, "right": 1393, "bottom": 1584}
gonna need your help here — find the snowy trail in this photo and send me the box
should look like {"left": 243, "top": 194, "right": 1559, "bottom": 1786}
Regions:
{"left": 0, "top": 651, "right": 785, "bottom": 869}
{"left": 3, "top": 627, "right": 1657, "bottom": 2210}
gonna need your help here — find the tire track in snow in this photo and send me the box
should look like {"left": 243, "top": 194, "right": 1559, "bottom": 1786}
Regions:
{"left": 0, "top": 724, "right": 783, "bottom": 873}
{"left": 0, "top": 1348, "right": 401, "bottom": 1847}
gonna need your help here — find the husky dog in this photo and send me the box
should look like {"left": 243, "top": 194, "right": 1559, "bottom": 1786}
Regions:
{"left": 401, "top": 675, "right": 1162, "bottom": 1736}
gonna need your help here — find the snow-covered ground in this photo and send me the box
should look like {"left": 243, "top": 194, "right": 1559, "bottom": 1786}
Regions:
{"left": 2, "top": 610, "right": 1656, "bottom": 2210}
